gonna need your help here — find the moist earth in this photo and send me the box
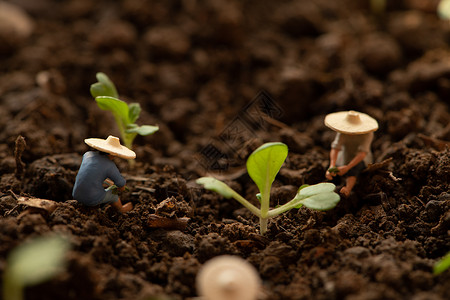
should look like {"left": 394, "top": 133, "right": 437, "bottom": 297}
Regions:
{"left": 0, "top": 0, "right": 449, "bottom": 299}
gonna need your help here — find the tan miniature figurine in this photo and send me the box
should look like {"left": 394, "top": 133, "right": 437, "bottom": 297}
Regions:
{"left": 324, "top": 111, "right": 378, "bottom": 197}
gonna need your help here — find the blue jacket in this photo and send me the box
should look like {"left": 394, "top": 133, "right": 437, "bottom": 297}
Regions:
{"left": 72, "top": 151, "right": 126, "bottom": 206}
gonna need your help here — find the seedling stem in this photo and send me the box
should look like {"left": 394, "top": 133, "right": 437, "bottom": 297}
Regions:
{"left": 197, "top": 142, "right": 340, "bottom": 235}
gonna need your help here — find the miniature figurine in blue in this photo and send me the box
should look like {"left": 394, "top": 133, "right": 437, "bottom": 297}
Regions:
{"left": 324, "top": 111, "right": 378, "bottom": 197}
{"left": 72, "top": 135, "right": 136, "bottom": 213}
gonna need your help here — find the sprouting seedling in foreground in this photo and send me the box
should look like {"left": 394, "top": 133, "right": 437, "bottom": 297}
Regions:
{"left": 196, "top": 142, "right": 340, "bottom": 235}
{"left": 3, "top": 235, "right": 71, "bottom": 300}
{"left": 434, "top": 251, "right": 450, "bottom": 275}
{"left": 90, "top": 72, "right": 159, "bottom": 150}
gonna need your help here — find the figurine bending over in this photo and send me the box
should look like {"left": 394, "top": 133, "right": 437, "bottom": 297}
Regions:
{"left": 324, "top": 111, "right": 378, "bottom": 197}
{"left": 73, "top": 135, "right": 135, "bottom": 213}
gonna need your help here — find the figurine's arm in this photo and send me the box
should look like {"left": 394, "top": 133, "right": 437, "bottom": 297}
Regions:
{"left": 104, "top": 178, "right": 125, "bottom": 191}
{"left": 104, "top": 178, "right": 114, "bottom": 186}
{"left": 329, "top": 148, "right": 339, "bottom": 167}
{"left": 338, "top": 151, "right": 367, "bottom": 176}
{"left": 107, "top": 163, "right": 126, "bottom": 188}
{"left": 326, "top": 148, "right": 340, "bottom": 180}
{"left": 326, "top": 132, "right": 342, "bottom": 180}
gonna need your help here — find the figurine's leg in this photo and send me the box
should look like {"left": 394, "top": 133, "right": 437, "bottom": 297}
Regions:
{"left": 102, "top": 188, "right": 133, "bottom": 213}
{"left": 340, "top": 176, "right": 357, "bottom": 197}
{"left": 111, "top": 198, "right": 133, "bottom": 213}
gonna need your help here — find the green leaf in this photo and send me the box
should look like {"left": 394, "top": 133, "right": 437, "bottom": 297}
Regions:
{"left": 196, "top": 177, "right": 261, "bottom": 217}
{"left": 196, "top": 177, "right": 235, "bottom": 198}
{"left": 434, "top": 252, "right": 450, "bottom": 275}
{"left": 294, "top": 182, "right": 340, "bottom": 210}
{"left": 95, "top": 96, "right": 130, "bottom": 126}
{"left": 299, "top": 192, "right": 340, "bottom": 210}
{"left": 328, "top": 167, "right": 339, "bottom": 174}
{"left": 298, "top": 182, "right": 336, "bottom": 197}
{"left": 298, "top": 184, "right": 310, "bottom": 191}
{"left": 126, "top": 124, "right": 159, "bottom": 136}
{"left": 90, "top": 72, "right": 119, "bottom": 98}
{"left": 126, "top": 124, "right": 138, "bottom": 130}
{"left": 6, "top": 235, "right": 70, "bottom": 287}
{"left": 128, "top": 103, "right": 141, "bottom": 124}
{"left": 246, "top": 142, "right": 288, "bottom": 197}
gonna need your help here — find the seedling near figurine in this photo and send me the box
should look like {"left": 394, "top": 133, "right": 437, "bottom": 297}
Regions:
{"left": 327, "top": 166, "right": 339, "bottom": 174}
{"left": 197, "top": 255, "right": 261, "bottom": 300}
{"left": 325, "top": 110, "right": 378, "bottom": 197}
{"left": 3, "top": 235, "right": 70, "bottom": 300}
{"left": 72, "top": 135, "right": 135, "bottom": 213}
{"left": 197, "top": 142, "right": 340, "bottom": 235}
{"left": 90, "top": 72, "right": 159, "bottom": 150}
{"left": 434, "top": 251, "right": 450, "bottom": 275}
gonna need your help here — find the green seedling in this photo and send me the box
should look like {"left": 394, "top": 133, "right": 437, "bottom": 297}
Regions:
{"left": 3, "top": 235, "right": 71, "bottom": 300}
{"left": 328, "top": 166, "right": 339, "bottom": 174}
{"left": 433, "top": 251, "right": 450, "bottom": 275}
{"left": 196, "top": 142, "right": 340, "bottom": 235}
{"left": 108, "top": 184, "right": 130, "bottom": 195}
{"left": 90, "top": 72, "right": 159, "bottom": 150}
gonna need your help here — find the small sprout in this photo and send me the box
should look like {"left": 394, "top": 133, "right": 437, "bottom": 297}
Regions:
{"left": 197, "top": 255, "right": 260, "bottom": 300}
{"left": 90, "top": 72, "right": 118, "bottom": 98}
{"left": 3, "top": 235, "right": 71, "bottom": 300}
{"left": 438, "top": 0, "right": 450, "bottom": 19}
{"left": 107, "top": 184, "right": 130, "bottom": 195}
{"left": 90, "top": 72, "right": 159, "bottom": 150}
{"left": 197, "top": 142, "right": 340, "bottom": 235}
{"left": 433, "top": 251, "right": 450, "bottom": 275}
{"left": 327, "top": 166, "right": 339, "bottom": 174}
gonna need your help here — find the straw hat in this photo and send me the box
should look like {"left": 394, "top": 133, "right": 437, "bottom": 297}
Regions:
{"left": 84, "top": 135, "right": 136, "bottom": 159}
{"left": 324, "top": 110, "right": 378, "bottom": 135}
{"left": 197, "top": 255, "right": 260, "bottom": 300}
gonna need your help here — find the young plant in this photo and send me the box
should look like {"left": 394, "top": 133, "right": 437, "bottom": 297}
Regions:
{"left": 90, "top": 72, "right": 159, "bottom": 150}
{"left": 327, "top": 166, "right": 339, "bottom": 174}
{"left": 3, "top": 235, "right": 71, "bottom": 300}
{"left": 434, "top": 251, "right": 450, "bottom": 275}
{"left": 196, "top": 142, "right": 340, "bottom": 235}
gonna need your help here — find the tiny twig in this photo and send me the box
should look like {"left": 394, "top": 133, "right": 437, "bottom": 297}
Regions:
{"left": 8, "top": 190, "right": 19, "bottom": 200}
{"left": 364, "top": 157, "right": 393, "bottom": 173}
{"left": 418, "top": 133, "right": 450, "bottom": 151}
{"left": 14, "top": 135, "right": 26, "bottom": 179}
{"left": 261, "top": 115, "right": 289, "bottom": 129}
{"left": 4, "top": 205, "right": 19, "bottom": 217}
{"left": 135, "top": 186, "right": 156, "bottom": 193}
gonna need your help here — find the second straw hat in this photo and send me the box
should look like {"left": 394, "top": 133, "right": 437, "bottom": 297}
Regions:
{"left": 324, "top": 110, "right": 378, "bottom": 135}
{"left": 197, "top": 255, "right": 260, "bottom": 300}
{"left": 84, "top": 135, "right": 136, "bottom": 159}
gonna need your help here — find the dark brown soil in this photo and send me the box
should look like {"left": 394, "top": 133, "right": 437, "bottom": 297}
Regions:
{"left": 1, "top": 0, "right": 449, "bottom": 299}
